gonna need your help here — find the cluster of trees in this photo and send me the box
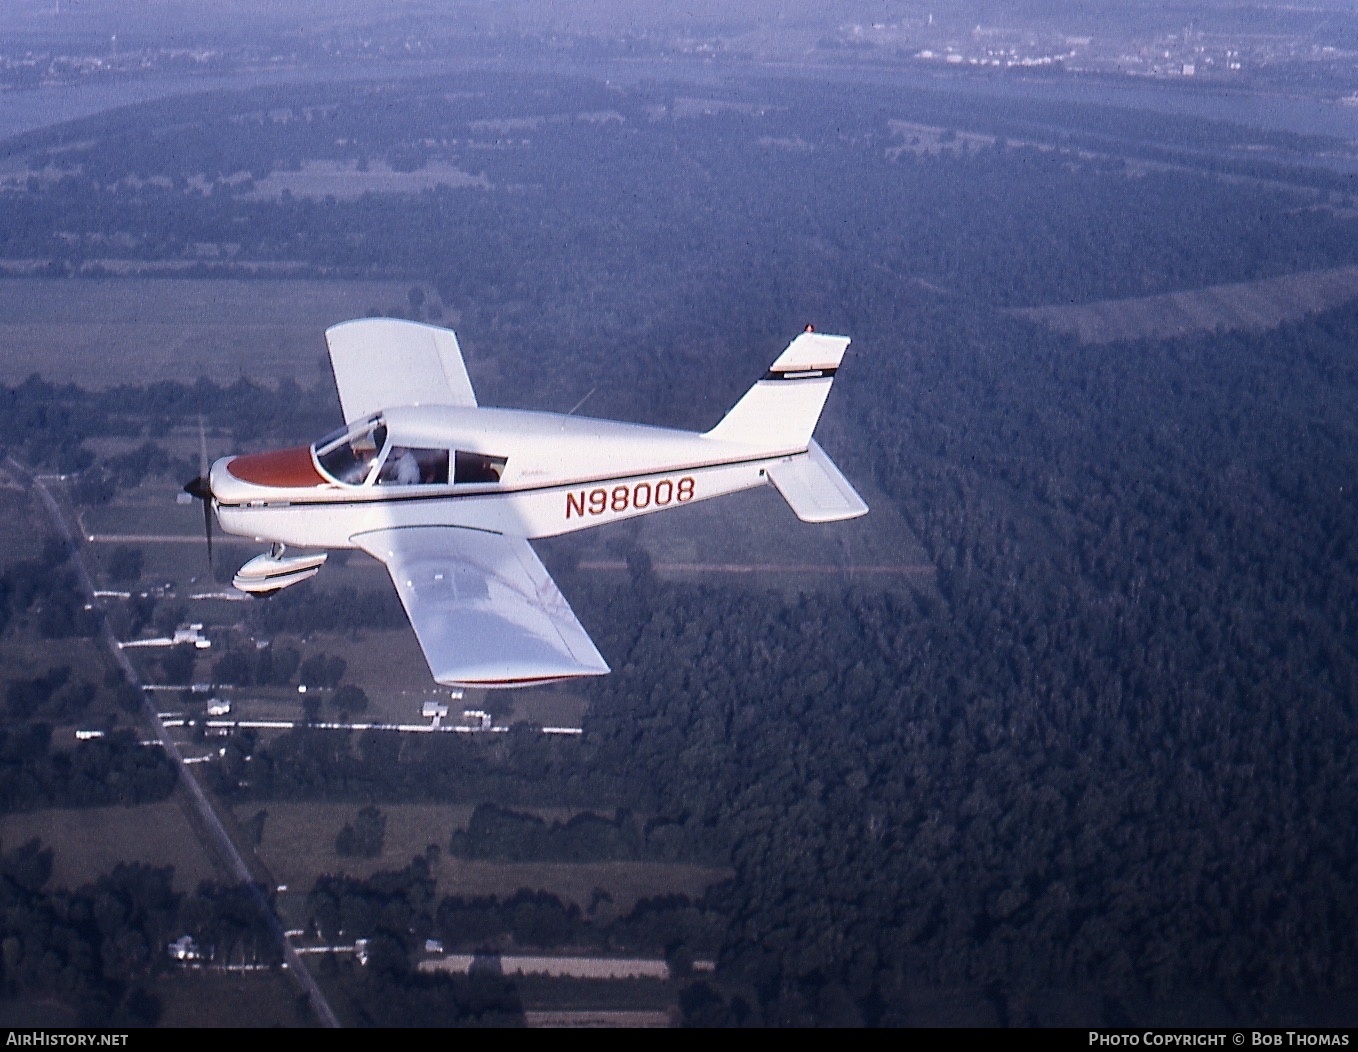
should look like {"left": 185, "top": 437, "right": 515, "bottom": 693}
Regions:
{"left": 199, "top": 721, "right": 598, "bottom": 806}
{"left": 335, "top": 805, "right": 386, "bottom": 858}
{"left": 326, "top": 958, "right": 525, "bottom": 1028}
{"left": 5, "top": 665, "right": 95, "bottom": 722}
{"left": 0, "top": 374, "right": 337, "bottom": 478}
{"left": 209, "top": 644, "right": 347, "bottom": 689}
{"left": 0, "top": 547, "right": 97, "bottom": 641}
{"left": 242, "top": 584, "right": 407, "bottom": 637}
{"left": 76, "top": 442, "right": 190, "bottom": 507}
{"left": 0, "top": 726, "right": 175, "bottom": 811}
{"left": 0, "top": 844, "right": 167, "bottom": 1025}
{"left": 450, "top": 803, "right": 674, "bottom": 864}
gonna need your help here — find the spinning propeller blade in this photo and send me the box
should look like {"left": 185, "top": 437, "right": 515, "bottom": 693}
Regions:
{"left": 181, "top": 416, "right": 214, "bottom": 574}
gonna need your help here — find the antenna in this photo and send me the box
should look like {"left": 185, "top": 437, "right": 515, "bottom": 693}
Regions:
{"left": 565, "top": 387, "right": 596, "bottom": 418}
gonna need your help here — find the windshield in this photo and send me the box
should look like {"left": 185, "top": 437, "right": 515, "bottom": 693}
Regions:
{"left": 313, "top": 417, "right": 388, "bottom": 486}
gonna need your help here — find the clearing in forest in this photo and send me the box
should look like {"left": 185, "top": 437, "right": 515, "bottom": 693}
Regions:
{"left": 1015, "top": 264, "right": 1358, "bottom": 344}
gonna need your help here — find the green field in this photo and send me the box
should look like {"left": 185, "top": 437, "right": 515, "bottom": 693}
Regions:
{"left": 0, "top": 801, "right": 220, "bottom": 893}
{"left": 0, "top": 277, "right": 444, "bottom": 388}
{"left": 1016, "top": 264, "right": 1358, "bottom": 344}
{"left": 252, "top": 801, "right": 729, "bottom": 917}
{"left": 541, "top": 479, "right": 934, "bottom": 596}
{"left": 153, "top": 971, "right": 309, "bottom": 1028}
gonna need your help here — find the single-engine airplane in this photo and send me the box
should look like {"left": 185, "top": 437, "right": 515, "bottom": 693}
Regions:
{"left": 185, "top": 319, "right": 867, "bottom": 688}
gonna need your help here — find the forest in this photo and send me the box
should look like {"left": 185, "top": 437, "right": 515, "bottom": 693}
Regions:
{"left": 0, "top": 70, "right": 1356, "bottom": 1025}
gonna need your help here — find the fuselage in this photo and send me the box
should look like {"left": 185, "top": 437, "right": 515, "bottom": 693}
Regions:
{"left": 211, "top": 404, "right": 793, "bottom": 550}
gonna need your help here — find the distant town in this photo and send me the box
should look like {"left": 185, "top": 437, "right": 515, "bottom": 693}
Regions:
{"left": 3, "top": 4, "right": 1356, "bottom": 100}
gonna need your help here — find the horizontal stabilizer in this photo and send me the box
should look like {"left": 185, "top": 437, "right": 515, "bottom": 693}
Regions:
{"left": 767, "top": 330, "right": 852, "bottom": 374}
{"left": 766, "top": 440, "right": 868, "bottom": 523}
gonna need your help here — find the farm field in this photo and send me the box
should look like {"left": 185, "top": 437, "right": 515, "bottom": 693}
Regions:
{"left": 542, "top": 481, "right": 933, "bottom": 595}
{"left": 1015, "top": 264, "right": 1358, "bottom": 344}
{"left": 251, "top": 801, "right": 729, "bottom": 916}
{"left": 0, "top": 801, "right": 219, "bottom": 892}
{"left": 153, "top": 972, "right": 309, "bottom": 1028}
{"left": 246, "top": 159, "right": 489, "bottom": 200}
{"left": 0, "top": 277, "right": 442, "bottom": 388}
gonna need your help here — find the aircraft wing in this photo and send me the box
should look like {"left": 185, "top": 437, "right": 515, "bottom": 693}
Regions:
{"left": 352, "top": 526, "right": 609, "bottom": 688}
{"left": 325, "top": 318, "right": 477, "bottom": 424}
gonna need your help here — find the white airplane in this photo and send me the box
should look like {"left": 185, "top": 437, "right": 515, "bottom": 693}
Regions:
{"left": 186, "top": 319, "right": 867, "bottom": 689}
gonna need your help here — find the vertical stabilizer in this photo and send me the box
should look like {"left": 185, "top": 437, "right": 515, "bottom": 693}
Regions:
{"left": 705, "top": 331, "right": 850, "bottom": 452}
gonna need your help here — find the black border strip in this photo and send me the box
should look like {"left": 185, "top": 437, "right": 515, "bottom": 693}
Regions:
{"left": 762, "top": 367, "right": 838, "bottom": 381}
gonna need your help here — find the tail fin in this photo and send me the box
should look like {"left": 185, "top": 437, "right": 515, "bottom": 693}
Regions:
{"left": 705, "top": 330, "right": 850, "bottom": 452}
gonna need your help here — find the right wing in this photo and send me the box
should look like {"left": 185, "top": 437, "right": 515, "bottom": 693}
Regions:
{"left": 325, "top": 318, "right": 477, "bottom": 424}
{"left": 352, "top": 526, "right": 609, "bottom": 689}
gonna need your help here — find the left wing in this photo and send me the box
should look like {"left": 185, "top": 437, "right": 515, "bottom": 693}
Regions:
{"left": 352, "top": 526, "right": 609, "bottom": 689}
{"left": 326, "top": 318, "right": 477, "bottom": 423}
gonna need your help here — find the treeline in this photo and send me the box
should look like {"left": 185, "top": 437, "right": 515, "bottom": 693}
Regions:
{"left": 0, "top": 374, "right": 336, "bottom": 475}
{"left": 200, "top": 723, "right": 636, "bottom": 815}
{"left": 307, "top": 853, "right": 722, "bottom": 960}
{"left": 249, "top": 584, "right": 408, "bottom": 636}
{"left": 449, "top": 803, "right": 693, "bottom": 865}
{"left": 0, "top": 726, "right": 176, "bottom": 811}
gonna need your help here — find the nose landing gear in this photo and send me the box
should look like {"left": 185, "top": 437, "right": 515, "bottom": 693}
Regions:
{"left": 233, "top": 544, "right": 328, "bottom": 595}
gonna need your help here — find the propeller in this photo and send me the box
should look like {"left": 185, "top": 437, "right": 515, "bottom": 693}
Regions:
{"left": 182, "top": 416, "right": 214, "bottom": 575}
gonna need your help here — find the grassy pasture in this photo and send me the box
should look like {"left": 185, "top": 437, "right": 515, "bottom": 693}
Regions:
{"left": 541, "top": 479, "right": 934, "bottom": 597}
{"left": 251, "top": 802, "right": 729, "bottom": 915}
{"left": 153, "top": 971, "right": 308, "bottom": 1028}
{"left": 0, "top": 801, "right": 219, "bottom": 892}
{"left": 246, "top": 159, "right": 489, "bottom": 200}
{"left": 1016, "top": 264, "right": 1358, "bottom": 344}
{"left": 0, "top": 277, "right": 442, "bottom": 388}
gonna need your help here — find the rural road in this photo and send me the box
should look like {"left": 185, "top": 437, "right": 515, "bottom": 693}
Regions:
{"left": 16, "top": 462, "right": 343, "bottom": 1029}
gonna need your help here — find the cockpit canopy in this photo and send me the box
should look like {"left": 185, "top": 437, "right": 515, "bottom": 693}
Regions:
{"left": 311, "top": 415, "right": 506, "bottom": 488}
{"left": 313, "top": 417, "right": 386, "bottom": 485}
